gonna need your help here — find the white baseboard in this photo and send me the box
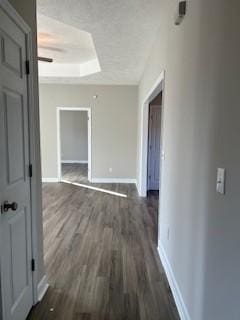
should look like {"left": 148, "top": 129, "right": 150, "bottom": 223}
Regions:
{"left": 42, "top": 178, "right": 59, "bottom": 183}
{"left": 42, "top": 177, "right": 136, "bottom": 184}
{"left": 37, "top": 275, "right": 49, "bottom": 301}
{"left": 158, "top": 243, "right": 191, "bottom": 320}
{"left": 91, "top": 178, "right": 137, "bottom": 184}
{"left": 136, "top": 180, "right": 145, "bottom": 197}
{"left": 61, "top": 160, "right": 88, "bottom": 164}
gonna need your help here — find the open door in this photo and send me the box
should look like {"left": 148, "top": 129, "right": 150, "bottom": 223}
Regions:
{"left": 0, "top": 5, "right": 34, "bottom": 320}
{"left": 147, "top": 104, "right": 161, "bottom": 191}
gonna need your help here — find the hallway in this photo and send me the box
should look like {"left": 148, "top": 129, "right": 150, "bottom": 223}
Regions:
{"left": 28, "top": 182, "right": 179, "bottom": 320}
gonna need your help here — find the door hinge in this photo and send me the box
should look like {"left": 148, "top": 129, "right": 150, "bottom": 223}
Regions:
{"left": 25, "top": 60, "right": 30, "bottom": 75}
{"left": 31, "top": 259, "right": 35, "bottom": 272}
{"left": 29, "top": 164, "right": 33, "bottom": 178}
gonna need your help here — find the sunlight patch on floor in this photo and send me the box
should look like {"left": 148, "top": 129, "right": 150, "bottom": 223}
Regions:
{"left": 61, "top": 179, "right": 128, "bottom": 198}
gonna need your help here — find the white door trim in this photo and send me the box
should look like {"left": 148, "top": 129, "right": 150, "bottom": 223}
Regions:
{"left": 57, "top": 107, "right": 92, "bottom": 182}
{"left": 138, "top": 70, "right": 165, "bottom": 197}
{"left": 0, "top": 0, "right": 43, "bottom": 313}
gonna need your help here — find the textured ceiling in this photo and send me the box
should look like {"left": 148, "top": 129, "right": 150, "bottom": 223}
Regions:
{"left": 38, "top": 14, "right": 101, "bottom": 78}
{"left": 37, "top": 0, "right": 162, "bottom": 85}
{"left": 38, "top": 14, "right": 98, "bottom": 64}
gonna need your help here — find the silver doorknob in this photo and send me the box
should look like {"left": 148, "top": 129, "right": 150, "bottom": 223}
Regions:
{"left": 2, "top": 201, "right": 18, "bottom": 213}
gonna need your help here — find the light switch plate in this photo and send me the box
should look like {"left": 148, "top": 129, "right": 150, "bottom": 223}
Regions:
{"left": 216, "top": 168, "right": 226, "bottom": 194}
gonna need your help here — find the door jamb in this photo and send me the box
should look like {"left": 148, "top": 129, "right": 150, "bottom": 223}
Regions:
{"left": 0, "top": 0, "right": 42, "bottom": 312}
{"left": 139, "top": 71, "right": 165, "bottom": 197}
{"left": 57, "top": 107, "right": 92, "bottom": 182}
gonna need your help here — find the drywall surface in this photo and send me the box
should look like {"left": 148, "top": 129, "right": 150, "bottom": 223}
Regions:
{"left": 8, "top": 0, "right": 45, "bottom": 284}
{"left": 60, "top": 111, "right": 88, "bottom": 162}
{"left": 137, "top": 0, "right": 240, "bottom": 319}
{"left": 40, "top": 84, "right": 138, "bottom": 180}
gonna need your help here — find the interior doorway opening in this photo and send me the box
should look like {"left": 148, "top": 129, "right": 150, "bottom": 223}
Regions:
{"left": 147, "top": 92, "right": 162, "bottom": 193}
{"left": 139, "top": 71, "right": 165, "bottom": 245}
{"left": 57, "top": 107, "right": 92, "bottom": 184}
{"left": 146, "top": 92, "right": 163, "bottom": 244}
{"left": 139, "top": 71, "right": 165, "bottom": 199}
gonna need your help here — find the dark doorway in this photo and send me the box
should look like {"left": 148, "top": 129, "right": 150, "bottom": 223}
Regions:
{"left": 147, "top": 91, "right": 163, "bottom": 243}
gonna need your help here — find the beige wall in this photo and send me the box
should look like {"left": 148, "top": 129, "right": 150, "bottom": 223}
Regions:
{"left": 137, "top": 0, "right": 240, "bottom": 319}
{"left": 60, "top": 111, "right": 88, "bottom": 162}
{"left": 40, "top": 84, "right": 138, "bottom": 180}
{"left": 8, "top": 0, "right": 45, "bottom": 285}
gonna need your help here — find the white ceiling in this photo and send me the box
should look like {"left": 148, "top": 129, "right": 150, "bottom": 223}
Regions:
{"left": 38, "top": 14, "right": 98, "bottom": 64}
{"left": 37, "top": 0, "right": 162, "bottom": 85}
{"left": 38, "top": 14, "right": 101, "bottom": 78}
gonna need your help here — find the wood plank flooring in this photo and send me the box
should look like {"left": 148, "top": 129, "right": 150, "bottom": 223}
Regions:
{"left": 27, "top": 180, "right": 179, "bottom": 320}
{"left": 62, "top": 163, "right": 88, "bottom": 184}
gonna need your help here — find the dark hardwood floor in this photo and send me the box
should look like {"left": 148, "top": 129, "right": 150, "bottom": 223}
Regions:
{"left": 27, "top": 181, "right": 179, "bottom": 320}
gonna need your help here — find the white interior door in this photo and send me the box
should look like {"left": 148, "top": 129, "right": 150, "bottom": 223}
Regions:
{"left": 147, "top": 105, "right": 161, "bottom": 191}
{"left": 0, "top": 6, "right": 33, "bottom": 320}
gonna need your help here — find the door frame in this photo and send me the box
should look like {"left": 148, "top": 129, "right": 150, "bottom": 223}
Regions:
{"left": 138, "top": 70, "right": 165, "bottom": 197}
{"left": 57, "top": 107, "right": 92, "bottom": 182}
{"left": 0, "top": 0, "right": 41, "bottom": 314}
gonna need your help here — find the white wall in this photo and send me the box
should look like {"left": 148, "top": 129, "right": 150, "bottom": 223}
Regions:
{"left": 137, "top": 0, "right": 240, "bottom": 319}
{"left": 60, "top": 111, "right": 88, "bottom": 162}
{"left": 40, "top": 84, "right": 138, "bottom": 181}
